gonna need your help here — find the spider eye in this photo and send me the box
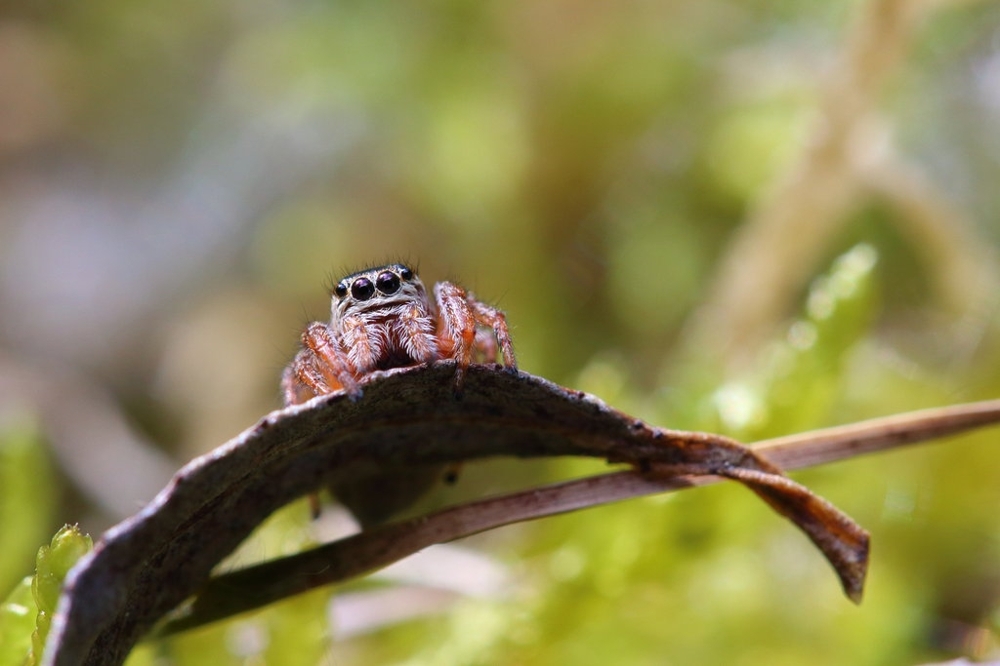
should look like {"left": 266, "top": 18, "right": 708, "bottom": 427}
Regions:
{"left": 351, "top": 277, "right": 375, "bottom": 301}
{"left": 376, "top": 271, "right": 401, "bottom": 295}
{"left": 399, "top": 266, "right": 414, "bottom": 281}
{"left": 334, "top": 283, "right": 348, "bottom": 298}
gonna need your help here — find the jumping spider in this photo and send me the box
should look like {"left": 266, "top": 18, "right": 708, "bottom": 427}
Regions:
{"left": 282, "top": 262, "right": 516, "bottom": 403}
{"left": 282, "top": 263, "right": 517, "bottom": 525}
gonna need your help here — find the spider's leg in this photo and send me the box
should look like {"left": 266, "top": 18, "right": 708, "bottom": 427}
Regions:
{"left": 469, "top": 298, "right": 517, "bottom": 369}
{"left": 285, "top": 347, "right": 337, "bottom": 403}
{"left": 302, "top": 322, "right": 361, "bottom": 398}
{"left": 433, "top": 281, "right": 477, "bottom": 387}
{"left": 397, "top": 301, "right": 439, "bottom": 364}
{"left": 340, "top": 314, "right": 383, "bottom": 376}
{"left": 282, "top": 354, "right": 320, "bottom": 406}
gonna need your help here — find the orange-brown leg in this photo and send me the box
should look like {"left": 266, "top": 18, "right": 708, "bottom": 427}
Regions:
{"left": 281, "top": 357, "right": 317, "bottom": 406}
{"left": 301, "top": 322, "right": 360, "bottom": 397}
{"left": 433, "top": 281, "right": 478, "bottom": 388}
{"left": 399, "top": 302, "right": 439, "bottom": 363}
{"left": 469, "top": 299, "right": 516, "bottom": 368}
{"left": 340, "top": 315, "right": 380, "bottom": 377}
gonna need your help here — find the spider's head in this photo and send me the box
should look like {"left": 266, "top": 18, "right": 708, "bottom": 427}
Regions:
{"left": 331, "top": 263, "right": 428, "bottom": 322}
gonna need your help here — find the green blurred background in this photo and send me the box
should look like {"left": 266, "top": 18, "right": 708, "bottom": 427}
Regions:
{"left": 2, "top": 0, "right": 1000, "bottom": 663}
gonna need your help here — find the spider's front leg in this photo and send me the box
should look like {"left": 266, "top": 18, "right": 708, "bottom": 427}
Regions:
{"left": 397, "top": 302, "right": 439, "bottom": 365}
{"left": 339, "top": 314, "right": 384, "bottom": 377}
{"left": 291, "top": 322, "right": 361, "bottom": 400}
{"left": 434, "top": 281, "right": 516, "bottom": 388}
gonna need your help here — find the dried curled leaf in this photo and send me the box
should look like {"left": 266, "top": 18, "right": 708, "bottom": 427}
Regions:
{"left": 44, "top": 363, "right": 869, "bottom": 666}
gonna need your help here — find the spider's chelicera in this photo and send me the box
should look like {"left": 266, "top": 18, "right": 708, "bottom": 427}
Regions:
{"left": 282, "top": 263, "right": 516, "bottom": 403}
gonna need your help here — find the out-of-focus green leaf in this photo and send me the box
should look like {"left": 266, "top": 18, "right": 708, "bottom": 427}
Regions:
{"left": 261, "top": 587, "right": 329, "bottom": 666}
{"left": 157, "top": 623, "right": 239, "bottom": 666}
{"left": 156, "top": 577, "right": 329, "bottom": 665}
{"left": 121, "top": 645, "right": 156, "bottom": 666}
{"left": 0, "top": 577, "right": 34, "bottom": 666}
{"left": 0, "top": 421, "right": 56, "bottom": 596}
{"left": 706, "top": 99, "right": 811, "bottom": 201}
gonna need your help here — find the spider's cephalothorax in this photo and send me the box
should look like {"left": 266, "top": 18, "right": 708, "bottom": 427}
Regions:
{"left": 281, "top": 263, "right": 517, "bottom": 525}
{"left": 282, "top": 263, "right": 515, "bottom": 404}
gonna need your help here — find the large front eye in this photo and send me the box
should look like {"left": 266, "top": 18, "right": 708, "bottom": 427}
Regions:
{"left": 375, "top": 271, "right": 401, "bottom": 295}
{"left": 351, "top": 277, "right": 375, "bottom": 300}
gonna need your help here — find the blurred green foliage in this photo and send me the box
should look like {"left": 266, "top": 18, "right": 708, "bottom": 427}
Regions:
{"left": 0, "top": 579, "right": 34, "bottom": 666}
{"left": 0, "top": 423, "right": 55, "bottom": 598}
{"left": 695, "top": 243, "right": 880, "bottom": 440}
{"left": 1, "top": 0, "right": 1000, "bottom": 664}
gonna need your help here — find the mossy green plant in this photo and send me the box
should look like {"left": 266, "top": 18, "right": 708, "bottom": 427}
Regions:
{"left": 1, "top": 526, "right": 94, "bottom": 666}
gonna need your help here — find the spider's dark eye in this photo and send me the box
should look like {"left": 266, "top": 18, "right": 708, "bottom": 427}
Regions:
{"left": 399, "top": 266, "right": 414, "bottom": 281}
{"left": 351, "top": 277, "right": 375, "bottom": 301}
{"left": 376, "top": 271, "right": 401, "bottom": 295}
{"left": 334, "top": 283, "right": 348, "bottom": 299}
